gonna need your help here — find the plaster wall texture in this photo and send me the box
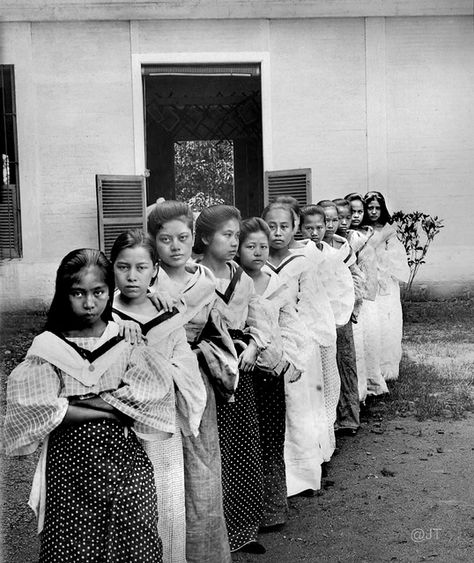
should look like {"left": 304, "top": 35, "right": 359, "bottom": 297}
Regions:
{"left": 0, "top": 15, "right": 472, "bottom": 309}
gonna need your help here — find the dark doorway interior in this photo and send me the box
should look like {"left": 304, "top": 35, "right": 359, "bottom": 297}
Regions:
{"left": 143, "top": 64, "right": 263, "bottom": 218}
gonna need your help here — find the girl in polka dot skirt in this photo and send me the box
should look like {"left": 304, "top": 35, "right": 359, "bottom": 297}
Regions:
{"left": 194, "top": 205, "right": 270, "bottom": 554}
{"left": 110, "top": 229, "right": 207, "bottom": 563}
{"left": 4, "top": 248, "right": 176, "bottom": 563}
{"left": 148, "top": 200, "right": 234, "bottom": 563}
{"left": 237, "top": 217, "right": 307, "bottom": 530}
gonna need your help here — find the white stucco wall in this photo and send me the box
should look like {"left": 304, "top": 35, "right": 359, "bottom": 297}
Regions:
{"left": 384, "top": 16, "right": 474, "bottom": 288}
{"left": 0, "top": 13, "right": 473, "bottom": 309}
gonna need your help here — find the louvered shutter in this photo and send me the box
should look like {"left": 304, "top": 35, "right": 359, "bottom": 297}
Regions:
{"left": 0, "top": 183, "right": 21, "bottom": 259}
{"left": 96, "top": 175, "right": 147, "bottom": 258}
{"left": 264, "top": 168, "right": 312, "bottom": 207}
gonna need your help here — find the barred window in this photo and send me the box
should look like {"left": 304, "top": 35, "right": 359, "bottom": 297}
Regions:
{"left": 0, "top": 65, "right": 21, "bottom": 259}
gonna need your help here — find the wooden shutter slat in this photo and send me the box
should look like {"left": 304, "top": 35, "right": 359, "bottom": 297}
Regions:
{"left": 264, "top": 168, "right": 312, "bottom": 207}
{"left": 96, "top": 174, "right": 146, "bottom": 258}
{"left": 0, "top": 184, "right": 21, "bottom": 259}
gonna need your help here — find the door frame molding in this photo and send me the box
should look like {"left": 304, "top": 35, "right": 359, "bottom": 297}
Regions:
{"left": 131, "top": 50, "right": 273, "bottom": 186}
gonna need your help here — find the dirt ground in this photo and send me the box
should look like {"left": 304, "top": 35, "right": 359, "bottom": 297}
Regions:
{"left": 1, "top": 306, "right": 474, "bottom": 562}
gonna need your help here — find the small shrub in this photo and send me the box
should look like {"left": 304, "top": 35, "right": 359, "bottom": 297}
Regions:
{"left": 392, "top": 210, "right": 444, "bottom": 300}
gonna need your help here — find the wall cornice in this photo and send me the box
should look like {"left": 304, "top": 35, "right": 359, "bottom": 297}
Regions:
{"left": 1, "top": 0, "right": 473, "bottom": 22}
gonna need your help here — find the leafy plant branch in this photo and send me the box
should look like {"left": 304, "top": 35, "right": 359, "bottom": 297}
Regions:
{"left": 392, "top": 210, "right": 444, "bottom": 298}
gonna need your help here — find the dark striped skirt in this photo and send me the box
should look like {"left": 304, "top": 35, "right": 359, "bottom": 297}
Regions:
{"left": 182, "top": 368, "right": 231, "bottom": 563}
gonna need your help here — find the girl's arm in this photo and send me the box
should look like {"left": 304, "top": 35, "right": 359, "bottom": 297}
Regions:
{"left": 68, "top": 396, "right": 130, "bottom": 424}
{"left": 277, "top": 289, "right": 309, "bottom": 375}
{"left": 61, "top": 402, "right": 124, "bottom": 425}
{"left": 147, "top": 289, "right": 177, "bottom": 312}
{"left": 385, "top": 233, "right": 410, "bottom": 283}
{"left": 69, "top": 395, "right": 116, "bottom": 411}
{"left": 166, "top": 326, "right": 206, "bottom": 437}
{"left": 116, "top": 319, "right": 144, "bottom": 345}
{"left": 100, "top": 344, "right": 176, "bottom": 434}
{"left": 298, "top": 263, "right": 337, "bottom": 347}
{"left": 238, "top": 339, "right": 259, "bottom": 372}
{"left": 4, "top": 356, "right": 69, "bottom": 456}
{"left": 323, "top": 255, "right": 355, "bottom": 327}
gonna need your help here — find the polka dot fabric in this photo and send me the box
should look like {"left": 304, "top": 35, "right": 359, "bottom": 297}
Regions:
{"left": 39, "top": 419, "right": 162, "bottom": 563}
{"left": 216, "top": 370, "right": 263, "bottom": 552}
{"left": 253, "top": 370, "right": 288, "bottom": 527}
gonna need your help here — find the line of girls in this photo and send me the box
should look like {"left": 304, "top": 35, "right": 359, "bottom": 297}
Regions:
{"left": 3, "top": 190, "right": 409, "bottom": 562}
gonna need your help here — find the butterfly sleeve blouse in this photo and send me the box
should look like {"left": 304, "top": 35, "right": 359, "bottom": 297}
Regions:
{"left": 4, "top": 322, "right": 176, "bottom": 456}
{"left": 256, "top": 270, "right": 309, "bottom": 375}
{"left": 153, "top": 262, "right": 217, "bottom": 345}
{"left": 213, "top": 261, "right": 270, "bottom": 351}
{"left": 370, "top": 224, "right": 410, "bottom": 295}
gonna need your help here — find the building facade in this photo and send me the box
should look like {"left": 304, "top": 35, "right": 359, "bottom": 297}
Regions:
{"left": 1, "top": 0, "right": 473, "bottom": 309}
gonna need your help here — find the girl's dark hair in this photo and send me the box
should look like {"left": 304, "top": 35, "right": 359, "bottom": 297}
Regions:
{"left": 274, "top": 196, "right": 301, "bottom": 220}
{"left": 332, "top": 198, "right": 351, "bottom": 209}
{"left": 344, "top": 192, "right": 364, "bottom": 204}
{"left": 239, "top": 217, "right": 271, "bottom": 246}
{"left": 45, "top": 248, "right": 114, "bottom": 333}
{"left": 316, "top": 199, "right": 337, "bottom": 211}
{"left": 147, "top": 200, "right": 194, "bottom": 238}
{"left": 261, "top": 202, "right": 296, "bottom": 228}
{"left": 362, "top": 191, "right": 392, "bottom": 225}
{"left": 300, "top": 204, "right": 326, "bottom": 226}
{"left": 193, "top": 204, "right": 241, "bottom": 254}
{"left": 110, "top": 229, "right": 158, "bottom": 265}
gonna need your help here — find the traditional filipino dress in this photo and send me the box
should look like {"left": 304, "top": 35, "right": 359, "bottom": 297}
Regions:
{"left": 368, "top": 224, "right": 410, "bottom": 380}
{"left": 152, "top": 263, "right": 234, "bottom": 563}
{"left": 211, "top": 261, "right": 269, "bottom": 551}
{"left": 253, "top": 269, "right": 307, "bottom": 526}
{"left": 347, "top": 228, "right": 388, "bottom": 399}
{"left": 263, "top": 253, "right": 327, "bottom": 493}
{"left": 4, "top": 321, "right": 175, "bottom": 563}
{"left": 328, "top": 234, "right": 361, "bottom": 432}
{"left": 300, "top": 240, "right": 351, "bottom": 453}
{"left": 112, "top": 300, "right": 206, "bottom": 563}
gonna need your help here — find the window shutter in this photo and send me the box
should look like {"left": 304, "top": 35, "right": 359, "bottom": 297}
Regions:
{"left": 264, "top": 168, "right": 312, "bottom": 207}
{"left": 96, "top": 175, "right": 147, "bottom": 258}
{"left": 0, "top": 183, "right": 21, "bottom": 259}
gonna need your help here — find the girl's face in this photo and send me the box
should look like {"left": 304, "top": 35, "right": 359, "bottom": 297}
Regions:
{"left": 350, "top": 200, "right": 364, "bottom": 227}
{"left": 155, "top": 219, "right": 193, "bottom": 270}
{"left": 69, "top": 265, "right": 109, "bottom": 328}
{"left": 323, "top": 207, "right": 339, "bottom": 239}
{"left": 113, "top": 246, "right": 157, "bottom": 300}
{"left": 203, "top": 218, "right": 240, "bottom": 262}
{"left": 366, "top": 199, "right": 381, "bottom": 224}
{"left": 264, "top": 208, "right": 294, "bottom": 250}
{"left": 300, "top": 213, "right": 326, "bottom": 245}
{"left": 336, "top": 205, "right": 351, "bottom": 236}
{"left": 238, "top": 231, "right": 269, "bottom": 274}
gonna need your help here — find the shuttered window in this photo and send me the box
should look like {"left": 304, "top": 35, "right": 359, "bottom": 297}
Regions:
{"left": 96, "top": 175, "right": 147, "bottom": 258}
{"left": 264, "top": 168, "right": 312, "bottom": 207}
{"left": 0, "top": 65, "right": 21, "bottom": 259}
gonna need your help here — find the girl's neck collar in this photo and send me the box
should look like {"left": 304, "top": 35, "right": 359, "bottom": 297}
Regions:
{"left": 200, "top": 256, "right": 232, "bottom": 279}
{"left": 114, "top": 291, "right": 157, "bottom": 316}
{"left": 116, "top": 291, "right": 149, "bottom": 307}
{"left": 160, "top": 263, "right": 192, "bottom": 285}
{"left": 242, "top": 267, "right": 265, "bottom": 281}
{"left": 251, "top": 270, "right": 270, "bottom": 295}
{"left": 268, "top": 246, "right": 291, "bottom": 266}
{"left": 63, "top": 319, "right": 108, "bottom": 338}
